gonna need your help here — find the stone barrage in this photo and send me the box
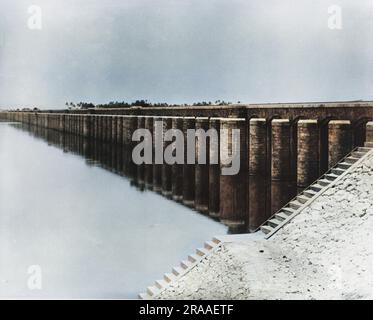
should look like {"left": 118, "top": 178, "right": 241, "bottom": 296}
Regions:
{"left": 1, "top": 103, "right": 372, "bottom": 232}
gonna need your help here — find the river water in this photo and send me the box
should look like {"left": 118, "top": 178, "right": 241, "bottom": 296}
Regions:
{"left": 0, "top": 122, "right": 227, "bottom": 298}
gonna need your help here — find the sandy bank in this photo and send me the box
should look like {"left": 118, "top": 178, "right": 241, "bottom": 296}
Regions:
{"left": 159, "top": 152, "right": 373, "bottom": 300}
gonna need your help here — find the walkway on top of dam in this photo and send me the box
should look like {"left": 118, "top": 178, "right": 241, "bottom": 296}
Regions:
{"left": 15, "top": 101, "right": 373, "bottom": 123}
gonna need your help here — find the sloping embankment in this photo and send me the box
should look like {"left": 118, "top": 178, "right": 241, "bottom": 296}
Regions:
{"left": 158, "top": 152, "right": 373, "bottom": 300}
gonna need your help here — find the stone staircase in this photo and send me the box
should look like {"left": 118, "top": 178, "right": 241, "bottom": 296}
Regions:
{"left": 260, "top": 145, "right": 373, "bottom": 239}
{"left": 138, "top": 237, "right": 221, "bottom": 299}
{"left": 138, "top": 142, "right": 373, "bottom": 299}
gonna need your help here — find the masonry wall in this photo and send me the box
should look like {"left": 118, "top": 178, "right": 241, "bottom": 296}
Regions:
{"left": 1, "top": 102, "right": 372, "bottom": 231}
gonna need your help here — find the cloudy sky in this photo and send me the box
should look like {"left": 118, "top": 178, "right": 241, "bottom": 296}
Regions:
{"left": 0, "top": 0, "right": 373, "bottom": 109}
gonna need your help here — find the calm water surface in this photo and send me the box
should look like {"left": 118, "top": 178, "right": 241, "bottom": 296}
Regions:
{"left": 0, "top": 122, "right": 227, "bottom": 298}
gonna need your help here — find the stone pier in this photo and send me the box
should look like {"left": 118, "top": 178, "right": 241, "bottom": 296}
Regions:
{"left": 111, "top": 116, "right": 118, "bottom": 144}
{"left": 171, "top": 117, "right": 184, "bottom": 201}
{"left": 153, "top": 116, "right": 163, "bottom": 193}
{"left": 249, "top": 118, "right": 267, "bottom": 176}
{"left": 144, "top": 116, "right": 154, "bottom": 189}
{"left": 162, "top": 117, "right": 173, "bottom": 197}
{"left": 271, "top": 119, "right": 292, "bottom": 181}
{"left": 248, "top": 118, "right": 268, "bottom": 230}
{"left": 182, "top": 117, "right": 196, "bottom": 207}
{"left": 219, "top": 118, "right": 248, "bottom": 229}
{"left": 195, "top": 117, "right": 210, "bottom": 214}
{"left": 297, "top": 120, "right": 319, "bottom": 187}
{"left": 328, "top": 120, "right": 352, "bottom": 168}
{"left": 137, "top": 116, "right": 146, "bottom": 187}
{"left": 366, "top": 122, "right": 373, "bottom": 147}
{"left": 208, "top": 117, "right": 220, "bottom": 218}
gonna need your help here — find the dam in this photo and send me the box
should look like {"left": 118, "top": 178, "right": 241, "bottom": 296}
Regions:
{"left": 1, "top": 101, "right": 372, "bottom": 232}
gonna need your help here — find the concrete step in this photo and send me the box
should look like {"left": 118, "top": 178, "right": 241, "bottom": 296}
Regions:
{"left": 289, "top": 200, "right": 302, "bottom": 210}
{"left": 164, "top": 273, "right": 177, "bottom": 283}
{"left": 325, "top": 173, "right": 339, "bottom": 181}
{"left": 296, "top": 195, "right": 309, "bottom": 204}
{"left": 196, "top": 247, "right": 209, "bottom": 256}
{"left": 345, "top": 156, "right": 359, "bottom": 164}
{"left": 351, "top": 151, "right": 366, "bottom": 158}
{"left": 212, "top": 237, "right": 221, "bottom": 244}
{"left": 204, "top": 241, "right": 215, "bottom": 250}
{"left": 303, "top": 189, "right": 318, "bottom": 197}
{"left": 261, "top": 225, "right": 274, "bottom": 235}
{"left": 267, "top": 218, "right": 283, "bottom": 228}
{"left": 180, "top": 260, "right": 193, "bottom": 269}
{"left": 138, "top": 293, "right": 151, "bottom": 300}
{"left": 147, "top": 285, "right": 160, "bottom": 296}
{"left": 188, "top": 254, "right": 199, "bottom": 263}
{"left": 275, "top": 212, "right": 289, "bottom": 221}
{"left": 357, "top": 147, "right": 371, "bottom": 152}
{"left": 155, "top": 279, "right": 168, "bottom": 289}
{"left": 172, "top": 266, "right": 183, "bottom": 276}
{"left": 364, "top": 142, "right": 373, "bottom": 148}
{"left": 319, "top": 179, "right": 331, "bottom": 186}
{"left": 338, "top": 162, "right": 351, "bottom": 170}
{"left": 283, "top": 207, "right": 296, "bottom": 214}
{"left": 331, "top": 168, "right": 345, "bottom": 175}
{"left": 310, "top": 184, "right": 323, "bottom": 192}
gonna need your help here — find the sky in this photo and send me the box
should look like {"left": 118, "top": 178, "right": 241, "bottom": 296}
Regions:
{"left": 0, "top": 0, "right": 373, "bottom": 109}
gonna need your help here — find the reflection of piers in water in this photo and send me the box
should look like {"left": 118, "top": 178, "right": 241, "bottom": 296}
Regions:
{"left": 13, "top": 122, "right": 300, "bottom": 234}
{"left": 1, "top": 106, "right": 371, "bottom": 234}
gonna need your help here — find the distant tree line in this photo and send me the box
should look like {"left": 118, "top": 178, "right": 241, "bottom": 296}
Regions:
{"left": 65, "top": 99, "right": 236, "bottom": 109}
{"left": 8, "top": 100, "right": 238, "bottom": 112}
